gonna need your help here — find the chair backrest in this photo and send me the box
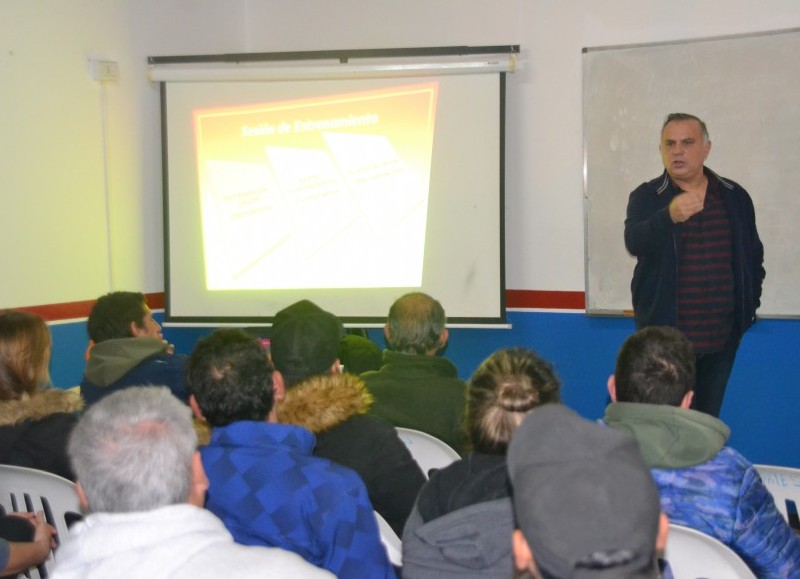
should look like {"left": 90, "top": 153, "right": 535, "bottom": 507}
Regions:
{"left": 665, "top": 523, "right": 755, "bottom": 578}
{"left": 374, "top": 510, "right": 402, "bottom": 567}
{"left": 0, "top": 464, "right": 82, "bottom": 578}
{"left": 753, "top": 464, "right": 800, "bottom": 531}
{"left": 395, "top": 427, "right": 460, "bottom": 479}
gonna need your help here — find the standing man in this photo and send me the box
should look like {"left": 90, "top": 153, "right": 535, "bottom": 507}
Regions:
{"left": 624, "top": 113, "right": 765, "bottom": 417}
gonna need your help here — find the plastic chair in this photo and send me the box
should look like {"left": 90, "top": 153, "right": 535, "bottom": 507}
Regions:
{"left": 374, "top": 510, "right": 402, "bottom": 567}
{"left": 664, "top": 523, "right": 755, "bottom": 578}
{"left": 754, "top": 464, "right": 800, "bottom": 531}
{"left": 395, "top": 427, "right": 460, "bottom": 479}
{"left": 0, "top": 464, "right": 82, "bottom": 578}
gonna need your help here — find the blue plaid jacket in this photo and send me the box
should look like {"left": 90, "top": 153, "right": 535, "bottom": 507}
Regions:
{"left": 201, "top": 421, "right": 395, "bottom": 579}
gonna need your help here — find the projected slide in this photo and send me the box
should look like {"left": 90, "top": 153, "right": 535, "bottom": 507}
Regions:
{"left": 194, "top": 82, "right": 438, "bottom": 290}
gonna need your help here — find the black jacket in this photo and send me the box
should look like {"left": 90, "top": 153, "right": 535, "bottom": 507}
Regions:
{"left": 80, "top": 337, "right": 188, "bottom": 406}
{"left": 0, "top": 389, "right": 83, "bottom": 480}
{"left": 625, "top": 168, "right": 765, "bottom": 335}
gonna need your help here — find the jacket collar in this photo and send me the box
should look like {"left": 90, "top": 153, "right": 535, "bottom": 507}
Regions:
{"left": 379, "top": 350, "right": 459, "bottom": 377}
{"left": 656, "top": 167, "right": 734, "bottom": 195}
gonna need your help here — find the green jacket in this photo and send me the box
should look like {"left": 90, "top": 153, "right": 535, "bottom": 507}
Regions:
{"left": 362, "top": 350, "right": 467, "bottom": 453}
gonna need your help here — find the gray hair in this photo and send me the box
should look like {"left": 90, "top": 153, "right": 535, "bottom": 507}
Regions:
{"left": 68, "top": 386, "right": 196, "bottom": 513}
{"left": 386, "top": 292, "right": 446, "bottom": 355}
{"left": 662, "top": 113, "right": 709, "bottom": 143}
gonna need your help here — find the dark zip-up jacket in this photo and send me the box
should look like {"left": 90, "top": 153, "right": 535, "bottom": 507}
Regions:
{"left": 0, "top": 388, "right": 82, "bottom": 480}
{"left": 624, "top": 167, "right": 765, "bottom": 336}
{"left": 80, "top": 337, "right": 188, "bottom": 406}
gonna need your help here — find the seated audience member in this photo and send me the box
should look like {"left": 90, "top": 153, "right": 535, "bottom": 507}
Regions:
{"left": 186, "top": 329, "right": 394, "bottom": 579}
{"left": 509, "top": 404, "right": 667, "bottom": 579}
{"left": 53, "top": 386, "right": 332, "bottom": 579}
{"left": 0, "top": 513, "right": 56, "bottom": 576}
{"left": 604, "top": 326, "right": 800, "bottom": 577}
{"left": 0, "top": 311, "right": 82, "bottom": 479}
{"left": 402, "top": 348, "right": 562, "bottom": 579}
{"left": 270, "top": 299, "right": 425, "bottom": 537}
{"left": 361, "top": 292, "right": 468, "bottom": 453}
{"left": 338, "top": 332, "right": 383, "bottom": 375}
{"left": 80, "top": 291, "right": 186, "bottom": 406}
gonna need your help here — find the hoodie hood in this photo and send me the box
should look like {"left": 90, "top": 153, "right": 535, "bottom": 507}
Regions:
{"left": 0, "top": 388, "right": 83, "bottom": 427}
{"left": 84, "top": 338, "right": 168, "bottom": 387}
{"left": 403, "top": 498, "right": 514, "bottom": 578}
{"left": 603, "top": 402, "right": 729, "bottom": 469}
{"left": 277, "top": 372, "right": 371, "bottom": 434}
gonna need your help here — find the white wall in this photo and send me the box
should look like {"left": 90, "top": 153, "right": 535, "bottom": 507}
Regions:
{"left": 0, "top": 0, "right": 245, "bottom": 307}
{"left": 513, "top": 0, "right": 800, "bottom": 291}
{"left": 2, "top": 0, "right": 798, "bottom": 308}
{"left": 2, "top": 1, "right": 114, "bottom": 307}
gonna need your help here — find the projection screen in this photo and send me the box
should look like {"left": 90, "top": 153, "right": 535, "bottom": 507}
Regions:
{"left": 156, "top": 49, "right": 514, "bottom": 326}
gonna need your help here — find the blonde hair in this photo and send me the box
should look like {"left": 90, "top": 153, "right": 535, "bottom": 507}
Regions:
{"left": 467, "top": 348, "right": 561, "bottom": 454}
{"left": 0, "top": 311, "right": 52, "bottom": 401}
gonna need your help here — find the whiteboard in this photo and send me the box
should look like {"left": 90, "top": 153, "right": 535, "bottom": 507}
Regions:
{"left": 583, "top": 28, "right": 800, "bottom": 318}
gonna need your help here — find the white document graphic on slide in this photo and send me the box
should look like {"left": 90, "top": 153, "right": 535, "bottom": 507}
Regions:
{"left": 265, "top": 146, "right": 358, "bottom": 258}
{"left": 322, "top": 131, "right": 428, "bottom": 239}
{"left": 201, "top": 160, "right": 290, "bottom": 288}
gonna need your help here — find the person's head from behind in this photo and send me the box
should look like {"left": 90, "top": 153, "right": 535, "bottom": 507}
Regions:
{"left": 0, "top": 310, "right": 51, "bottom": 400}
{"left": 185, "top": 328, "right": 280, "bottom": 427}
{"left": 508, "top": 404, "right": 667, "bottom": 579}
{"left": 610, "top": 326, "right": 695, "bottom": 408}
{"left": 269, "top": 299, "right": 343, "bottom": 388}
{"left": 87, "top": 291, "right": 162, "bottom": 343}
{"left": 385, "top": 292, "right": 447, "bottom": 356}
{"left": 338, "top": 333, "right": 383, "bottom": 375}
{"left": 467, "top": 347, "right": 561, "bottom": 455}
{"left": 68, "top": 387, "right": 205, "bottom": 513}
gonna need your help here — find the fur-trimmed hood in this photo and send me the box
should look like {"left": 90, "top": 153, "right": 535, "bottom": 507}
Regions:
{"left": 0, "top": 388, "right": 83, "bottom": 427}
{"left": 277, "top": 372, "right": 372, "bottom": 434}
